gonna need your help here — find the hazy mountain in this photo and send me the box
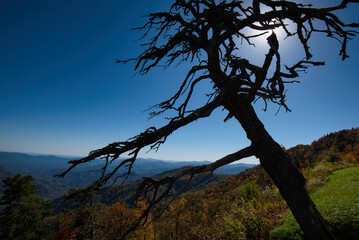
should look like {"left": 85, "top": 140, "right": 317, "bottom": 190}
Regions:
{"left": 51, "top": 166, "right": 232, "bottom": 214}
{"left": 0, "top": 166, "right": 15, "bottom": 197}
{"left": 0, "top": 151, "right": 255, "bottom": 199}
{"left": 0, "top": 166, "right": 14, "bottom": 180}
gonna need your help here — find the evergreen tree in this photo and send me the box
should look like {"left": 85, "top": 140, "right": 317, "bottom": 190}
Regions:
{"left": 59, "top": 187, "right": 97, "bottom": 240}
{"left": 0, "top": 174, "right": 51, "bottom": 240}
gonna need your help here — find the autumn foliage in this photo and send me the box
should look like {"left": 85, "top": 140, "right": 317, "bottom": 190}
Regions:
{"left": 95, "top": 201, "right": 152, "bottom": 240}
{"left": 7, "top": 129, "right": 357, "bottom": 239}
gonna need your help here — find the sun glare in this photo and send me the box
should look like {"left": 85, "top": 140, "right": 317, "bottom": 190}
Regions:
{"left": 248, "top": 25, "right": 287, "bottom": 46}
{"left": 236, "top": 19, "right": 299, "bottom": 66}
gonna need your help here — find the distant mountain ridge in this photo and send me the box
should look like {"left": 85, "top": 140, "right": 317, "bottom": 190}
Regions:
{"left": 51, "top": 166, "right": 231, "bottom": 213}
{"left": 0, "top": 151, "right": 255, "bottom": 199}
{"left": 2, "top": 128, "right": 357, "bottom": 217}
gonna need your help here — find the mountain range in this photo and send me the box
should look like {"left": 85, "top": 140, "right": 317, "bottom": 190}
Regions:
{"left": 0, "top": 151, "right": 255, "bottom": 199}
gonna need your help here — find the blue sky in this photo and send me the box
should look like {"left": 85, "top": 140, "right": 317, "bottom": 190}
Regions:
{"left": 1, "top": 0, "right": 358, "bottom": 164}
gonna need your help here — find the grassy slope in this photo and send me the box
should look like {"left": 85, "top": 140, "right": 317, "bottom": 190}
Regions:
{"left": 270, "top": 167, "right": 359, "bottom": 240}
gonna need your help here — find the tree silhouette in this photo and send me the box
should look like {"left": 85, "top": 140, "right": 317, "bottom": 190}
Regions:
{"left": 57, "top": 0, "right": 358, "bottom": 239}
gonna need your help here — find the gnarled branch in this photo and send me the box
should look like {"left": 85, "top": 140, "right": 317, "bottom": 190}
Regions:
{"left": 119, "top": 145, "right": 255, "bottom": 240}
{"left": 56, "top": 94, "right": 223, "bottom": 184}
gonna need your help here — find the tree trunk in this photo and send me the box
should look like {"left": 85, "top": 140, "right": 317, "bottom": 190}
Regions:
{"left": 225, "top": 98, "right": 336, "bottom": 240}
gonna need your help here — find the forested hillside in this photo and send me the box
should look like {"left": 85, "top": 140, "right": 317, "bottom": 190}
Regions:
{"left": 147, "top": 128, "right": 359, "bottom": 239}
{"left": 288, "top": 128, "right": 359, "bottom": 169}
{"left": 51, "top": 167, "right": 231, "bottom": 214}
{"left": 1, "top": 129, "right": 358, "bottom": 239}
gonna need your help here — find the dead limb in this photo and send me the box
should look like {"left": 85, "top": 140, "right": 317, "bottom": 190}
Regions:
{"left": 119, "top": 145, "right": 255, "bottom": 240}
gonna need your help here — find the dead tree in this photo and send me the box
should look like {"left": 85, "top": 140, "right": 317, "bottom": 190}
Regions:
{"left": 57, "top": 0, "right": 358, "bottom": 239}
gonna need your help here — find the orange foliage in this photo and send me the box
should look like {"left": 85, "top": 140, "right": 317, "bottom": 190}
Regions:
{"left": 94, "top": 201, "right": 153, "bottom": 240}
{"left": 52, "top": 224, "right": 78, "bottom": 240}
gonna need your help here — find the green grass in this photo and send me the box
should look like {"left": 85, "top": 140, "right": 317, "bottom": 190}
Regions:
{"left": 270, "top": 167, "right": 359, "bottom": 240}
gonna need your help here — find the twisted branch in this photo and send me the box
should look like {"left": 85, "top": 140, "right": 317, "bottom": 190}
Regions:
{"left": 119, "top": 145, "right": 255, "bottom": 240}
{"left": 56, "top": 95, "right": 223, "bottom": 184}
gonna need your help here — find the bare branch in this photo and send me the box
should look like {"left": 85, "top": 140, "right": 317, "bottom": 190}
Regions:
{"left": 56, "top": 95, "right": 223, "bottom": 181}
{"left": 119, "top": 145, "right": 255, "bottom": 240}
{"left": 146, "top": 63, "right": 209, "bottom": 118}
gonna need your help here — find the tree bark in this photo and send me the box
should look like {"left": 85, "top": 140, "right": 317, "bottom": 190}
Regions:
{"left": 225, "top": 98, "right": 336, "bottom": 240}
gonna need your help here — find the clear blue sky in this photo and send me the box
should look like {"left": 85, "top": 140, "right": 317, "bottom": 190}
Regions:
{"left": 1, "top": 0, "right": 358, "bottom": 164}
